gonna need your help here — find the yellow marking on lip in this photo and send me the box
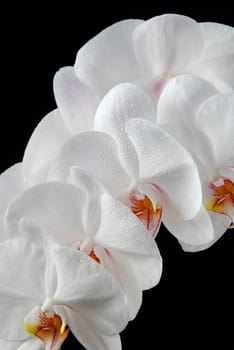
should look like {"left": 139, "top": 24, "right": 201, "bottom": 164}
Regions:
{"left": 205, "top": 198, "right": 217, "bottom": 211}
{"left": 24, "top": 320, "right": 38, "bottom": 334}
{"left": 60, "top": 318, "right": 67, "bottom": 335}
{"left": 152, "top": 202, "right": 157, "bottom": 213}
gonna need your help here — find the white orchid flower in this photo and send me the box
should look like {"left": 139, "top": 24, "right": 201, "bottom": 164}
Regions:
{"left": 157, "top": 74, "right": 233, "bottom": 250}
{"left": 5, "top": 180, "right": 162, "bottom": 320}
{"left": 74, "top": 14, "right": 234, "bottom": 105}
{"left": 46, "top": 83, "right": 209, "bottom": 248}
{"left": 0, "top": 220, "right": 129, "bottom": 350}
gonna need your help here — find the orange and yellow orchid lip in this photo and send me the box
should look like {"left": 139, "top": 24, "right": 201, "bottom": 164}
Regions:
{"left": 24, "top": 310, "right": 70, "bottom": 350}
{"left": 205, "top": 177, "right": 234, "bottom": 224}
{"left": 129, "top": 191, "right": 162, "bottom": 237}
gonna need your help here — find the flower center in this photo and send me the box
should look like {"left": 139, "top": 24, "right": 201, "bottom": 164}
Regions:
{"left": 129, "top": 191, "right": 162, "bottom": 237}
{"left": 24, "top": 306, "right": 70, "bottom": 350}
{"left": 205, "top": 177, "right": 234, "bottom": 224}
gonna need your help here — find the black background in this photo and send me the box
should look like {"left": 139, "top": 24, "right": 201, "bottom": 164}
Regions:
{"left": 2, "top": 2, "right": 234, "bottom": 349}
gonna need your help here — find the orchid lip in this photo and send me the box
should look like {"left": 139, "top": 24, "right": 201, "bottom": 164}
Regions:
{"left": 205, "top": 176, "right": 234, "bottom": 225}
{"left": 129, "top": 189, "right": 162, "bottom": 237}
{"left": 24, "top": 305, "right": 70, "bottom": 350}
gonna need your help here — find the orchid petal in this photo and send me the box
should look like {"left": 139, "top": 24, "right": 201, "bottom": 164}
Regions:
{"left": 96, "top": 194, "right": 161, "bottom": 319}
{"left": 125, "top": 119, "right": 202, "bottom": 219}
{"left": 17, "top": 338, "right": 43, "bottom": 350}
{"left": 94, "top": 83, "right": 156, "bottom": 131}
{"left": 0, "top": 339, "right": 20, "bottom": 350}
{"left": 0, "top": 239, "right": 45, "bottom": 340}
{"left": 75, "top": 19, "right": 144, "bottom": 97}
{"left": 97, "top": 194, "right": 161, "bottom": 257}
{"left": 161, "top": 123, "right": 217, "bottom": 182}
{"left": 192, "top": 57, "right": 234, "bottom": 93}
{"left": 5, "top": 182, "right": 86, "bottom": 246}
{"left": 0, "top": 163, "right": 24, "bottom": 241}
{"left": 53, "top": 66, "right": 100, "bottom": 132}
{"left": 196, "top": 93, "right": 234, "bottom": 167}
{"left": 48, "top": 132, "right": 130, "bottom": 196}
{"left": 68, "top": 166, "right": 103, "bottom": 236}
{"left": 96, "top": 195, "right": 162, "bottom": 296}
{"left": 133, "top": 14, "right": 203, "bottom": 75}
{"left": 0, "top": 339, "right": 18, "bottom": 350}
{"left": 180, "top": 211, "right": 231, "bottom": 252}
{"left": 62, "top": 307, "right": 122, "bottom": 350}
{"left": 52, "top": 247, "right": 129, "bottom": 333}
{"left": 0, "top": 298, "right": 34, "bottom": 341}
{"left": 18, "top": 218, "right": 58, "bottom": 297}
{"left": 208, "top": 211, "right": 232, "bottom": 242}
{"left": 95, "top": 246, "right": 142, "bottom": 320}
{"left": 94, "top": 83, "right": 156, "bottom": 177}
{"left": 163, "top": 203, "right": 214, "bottom": 247}
{"left": 0, "top": 338, "right": 42, "bottom": 350}
{"left": 157, "top": 74, "right": 217, "bottom": 167}
{"left": 190, "top": 22, "right": 234, "bottom": 91}
{"left": 23, "top": 109, "right": 71, "bottom": 186}
{"left": 157, "top": 74, "right": 217, "bottom": 130}
{"left": 200, "top": 22, "right": 234, "bottom": 59}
